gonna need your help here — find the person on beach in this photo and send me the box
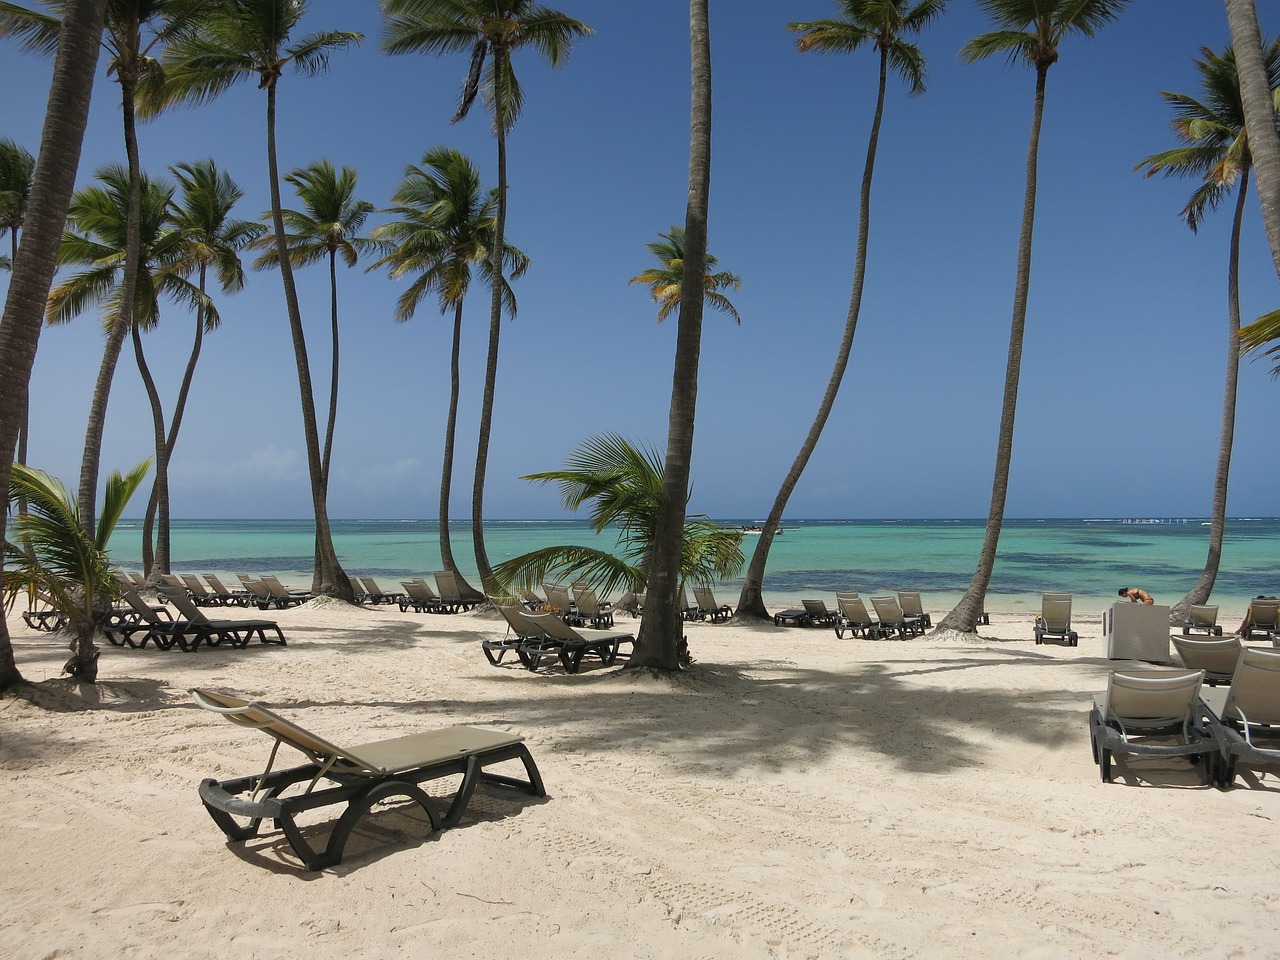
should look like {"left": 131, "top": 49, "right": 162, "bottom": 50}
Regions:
{"left": 1118, "top": 587, "right": 1154, "bottom": 605}
{"left": 1236, "top": 595, "right": 1277, "bottom": 635}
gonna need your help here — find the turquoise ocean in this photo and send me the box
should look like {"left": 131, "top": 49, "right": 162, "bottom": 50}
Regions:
{"left": 107, "top": 517, "right": 1278, "bottom": 616}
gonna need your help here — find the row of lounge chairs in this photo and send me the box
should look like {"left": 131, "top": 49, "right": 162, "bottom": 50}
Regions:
{"left": 105, "top": 584, "right": 286, "bottom": 652}
{"left": 354, "top": 572, "right": 480, "bottom": 614}
{"left": 1089, "top": 644, "right": 1280, "bottom": 788}
{"left": 773, "top": 592, "right": 930, "bottom": 638}
{"left": 486, "top": 602, "right": 634, "bottom": 674}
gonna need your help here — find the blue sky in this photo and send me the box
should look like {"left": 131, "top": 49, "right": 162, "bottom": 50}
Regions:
{"left": 2, "top": 0, "right": 1278, "bottom": 521}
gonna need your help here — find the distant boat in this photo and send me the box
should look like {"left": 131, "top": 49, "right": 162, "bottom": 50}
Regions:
{"left": 740, "top": 524, "right": 783, "bottom": 535}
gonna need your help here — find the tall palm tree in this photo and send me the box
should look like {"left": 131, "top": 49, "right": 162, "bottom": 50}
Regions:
{"left": 151, "top": 0, "right": 362, "bottom": 599}
{"left": 251, "top": 159, "right": 375, "bottom": 496}
{"left": 5, "top": 460, "right": 150, "bottom": 682}
{"left": 736, "top": 0, "right": 945, "bottom": 622}
{"left": 491, "top": 434, "right": 744, "bottom": 600}
{"left": 0, "top": 0, "right": 214, "bottom": 532}
{"left": 47, "top": 164, "right": 208, "bottom": 578}
{"left": 382, "top": 0, "right": 592, "bottom": 593}
{"left": 136, "top": 158, "right": 262, "bottom": 568}
{"left": 0, "top": 0, "right": 105, "bottom": 694}
{"left": 0, "top": 139, "right": 37, "bottom": 513}
{"left": 1224, "top": 0, "right": 1280, "bottom": 280}
{"left": 633, "top": 0, "right": 711, "bottom": 671}
{"left": 628, "top": 225, "right": 741, "bottom": 324}
{"left": 1136, "top": 41, "right": 1280, "bottom": 625}
{"left": 934, "top": 0, "right": 1129, "bottom": 636}
{"left": 369, "top": 146, "right": 529, "bottom": 601}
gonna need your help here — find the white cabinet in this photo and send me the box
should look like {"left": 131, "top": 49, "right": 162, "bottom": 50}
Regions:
{"left": 1102, "top": 602, "right": 1171, "bottom": 662}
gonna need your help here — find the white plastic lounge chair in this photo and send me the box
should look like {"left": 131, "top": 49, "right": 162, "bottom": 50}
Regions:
{"left": 898, "top": 590, "right": 931, "bottom": 629}
{"left": 1035, "top": 593, "right": 1078, "bottom": 646}
{"left": 518, "top": 612, "right": 634, "bottom": 673}
{"left": 1171, "top": 634, "right": 1241, "bottom": 686}
{"left": 1200, "top": 646, "right": 1280, "bottom": 787}
{"left": 870, "top": 595, "right": 923, "bottom": 638}
{"left": 189, "top": 687, "right": 545, "bottom": 871}
{"left": 1087, "top": 668, "right": 1218, "bottom": 784}
{"left": 1181, "top": 604, "right": 1223, "bottom": 637}
{"left": 834, "top": 593, "right": 881, "bottom": 639}
{"left": 693, "top": 585, "right": 732, "bottom": 623}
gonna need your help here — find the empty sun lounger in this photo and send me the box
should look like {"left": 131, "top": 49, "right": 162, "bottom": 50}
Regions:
{"left": 189, "top": 688, "right": 545, "bottom": 871}
{"left": 870, "top": 595, "right": 924, "bottom": 638}
{"left": 157, "top": 586, "right": 287, "bottom": 651}
{"left": 434, "top": 570, "right": 479, "bottom": 613}
{"left": 1035, "top": 593, "right": 1078, "bottom": 646}
{"left": 1171, "top": 634, "right": 1241, "bottom": 686}
{"left": 1088, "top": 668, "right": 1219, "bottom": 784}
{"left": 487, "top": 603, "right": 548, "bottom": 665}
{"left": 204, "top": 574, "right": 250, "bottom": 607}
{"left": 21, "top": 592, "right": 68, "bottom": 632}
{"left": 573, "top": 586, "right": 614, "bottom": 627}
{"left": 898, "top": 591, "right": 931, "bottom": 628}
{"left": 693, "top": 585, "right": 733, "bottom": 623}
{"left": 358, "top": 576, "right": 405, "bottom": 606}
{"left": 802, "top": 598, "right": 838, "bottom": 627}
{"left": 1181, "top": 604, "right": 1223, "bottom": 636}
{"left": 834, "top": 592, "right": 881, "bottom": 639}
{"left": 518, "top": 612, "right": 634, "bottom": 673}
{"left": 399, "top": 578, "right": 448, "bottom": 613}
{"left": 1201, "top": 645, "right": 1280, "bottom": 788}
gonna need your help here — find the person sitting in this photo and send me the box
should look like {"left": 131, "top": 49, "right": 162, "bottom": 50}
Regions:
{"left": 1237, "top": 595, "right": 1278, "bottom": 636}
{"left": 1118, "top": 586, "right": 1154, "bottom": 605}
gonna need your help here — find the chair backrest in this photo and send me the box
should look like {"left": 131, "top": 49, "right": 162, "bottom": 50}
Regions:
{"left": 119, "top": 587, "right": 168, "bottom": 625}
{"left": 576, "top": 587, "right": 607, "bottom": 616}
{"left": 1171, "top": 634, "right": 1241, "bottom": 677}
{"left": 401, "top": 579, "right": 438, "bottom": 603}
{"left": 359, "top": 576, "right": 383, "bottom": 596}
{"left": 693, "top": 585, "right": 717, "bottom": 610}
{"left": 434, "top": 571, "right": 461, "bottom": 602}
{"left": 837, "top": 594, "right": 873, "bottom": 625}
{"left": 543, "top": 583, "right": 573, "bottom": 614}
{"left": 870, "top": 596, "right": 903, "bottom": 625}
{"left": 181, "top": 573, "right": 210, "bottom": 597}
{"left": 898, "top": 591, "right": 925, "bottom": 618}
{"left": 242, "top": 579, "right": 271, "bottom": 601}
{"left": 261, "top": 575, "right": 296, "bottom": 598}
{"left": 1105, "top": 668, "right": 1204, "bottom": 729}
{"left": 496, "top": 603, "right": 547, "bottom": 639}
{"left": 802, "top": 598, "right": 830, "bottom": 618}
{"left": 1041, "top": 595, "right": 1073, "bottom": 631}
{"left": 524, "top": 611, "right": 580, "bottom": 642}
{"left": 1249, "top": 598, "right": 1280, "bottom": 630}
{"left": 159, "top": 585, "right": 212, "bottom": 625}
{"left": 1188, "top": 604, "right": 1219, "bottom": 629}
{"left": 1222, "top": 646, "right": 1280, "bottom": 726}
{"left": 204, "top": 574, "right": 236, "bottom": 596}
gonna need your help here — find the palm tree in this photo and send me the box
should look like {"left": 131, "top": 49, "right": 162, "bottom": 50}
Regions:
{"left": 633, "top": 0, "right": 711, "bottom": 671}
{"left": 5, "top": 460, "right": 150, "bottom": 682}
{"left": 251, "top": 159, "right": 375, "bottom": 497}
{"left": 152, "top": 0, "right": 362, "bottom": 599}
{"left": 0, "top": 138, "right": 37, "bottom": 526}
{"left": 47, "top": 164, "right": 209, "bottom": 579}
{"left": 735, "top": 0, "right": 945, "bottom": 622}
{"left": 136, "top": 158, "right": 263, "bottom": 569}
{"left": 934, "top": 0, "right": 1130, "bottom": 636}
{"left": 1224, "top": 0, "right": 1280, "bottom": 280}
{"left": 491, "top": 434, "right": 744, "bottom": 601}
{"left": 628, "top": 225, "right": 741, "bottom": 324}
{"left": 1136, "top": 41, "right": 1280, "bottom": 625}
{"left": 369, "top": 146, "right": 529, "bottom": 601}
{"left": 0, "top": 0, "right": 105, "bottom": 693}
{"left": 0, "top": 0, "right": 215, "bottom": 532}
{"left": 382, "top": 0, "right": 592, "bottom": 593}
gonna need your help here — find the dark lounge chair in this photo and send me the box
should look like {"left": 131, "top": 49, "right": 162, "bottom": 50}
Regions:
{"left": 189, "top": 688, "right": 545, "bottom": 871}
{"left": 518, "top": 611, "right": 633, "bottom": 673}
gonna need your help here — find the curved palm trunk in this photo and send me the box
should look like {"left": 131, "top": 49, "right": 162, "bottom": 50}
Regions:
{"left": 472, "top": 101, "right": 508, "bottom": 595}
{"left": 936, "top": 63, "right": 1049, "bottom": 635}
{"left": 736, "top": 48, "right": 890, "bottom": 621}
{"left": 441, "top": 299, "right": 481, "bottom": 599}
{"left": 1225, "top": 0, "right": 1280, "bottom": 279}
{"left": 0, "top": 0, "right": 105, "bottom": 690}
{"left": 132, "top": 324, "right": 171, "bottom": 578}
{"left": 264, "top": 81, "right": 351, "bottom": 601}
{"left": 633, "top": 0, "right": 711, "bottom": 670}
{"left": 1171, "top": 177, "right": 1247, "bottom": 622}
{"left": 78, "top": 65, "right": 143, "bottom": 534}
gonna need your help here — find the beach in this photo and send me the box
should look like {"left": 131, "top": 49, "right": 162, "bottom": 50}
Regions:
{"left": 3, "top": 597, "right": 1278, "bottom": 959}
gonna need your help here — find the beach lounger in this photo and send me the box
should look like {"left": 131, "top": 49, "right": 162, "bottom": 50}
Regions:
{"left": 1034, "top": 593, "right": 1078, "bottom": 646}
{"left": 1181, "top": 603, "right": 1223, "bottom": 636}
{"left": 1171, "top": 634, "right": 1241, "bottom": 686}
{"left": 159, "top": 586, "right": 287, "bottom": 650}
{"left": 399, "top": 578, "right": 448, "bottom": 613}
{"left": 20, "top": 592, "right": 68, "bottom": 632}
{"left": 802, "top": 598, "right": 838, "bottom": 628}
{"left": 189, "top": 687, "right": 545, "bottom": 871}
{"left": 677, "top": 586, "right": 701, "bottom": 622}
{"left": 870, "top": 595, "right": 924, "bottom": 638}
{"left": 693, "top": 585, "right": 733, "bottom": 623}
{"left": 204, "top": 574, "right": 250, "bottom": 607}
{"left": 103, "top": 587, "right": 194, "bottom": 650}
{"left": 434, "top": 570, "right": 478, "bottom": 613}
{"left": 487, "top": 603, "right": 549, "bottom": 665}
{"left": 1242, "top": 598, "right": 1279, "bottom": 640}
{"left": 517, "top": 612, "right": 633, "bottom": 673}
{"left": 180, "top": 573, "right": 226, "bottom": 607}
{"left": 261, "top": 575, "right": 312, "bottom": 608}
{"left": 1201, "top": 646, "right": 1280, "bottom": 788}
{"left": 542, "top": 583, "right": 580, "bottom": 623}
{"left": 358, "top": 576, "right": 405, "bottom": 606}
{"left": 572, "top": 586, "right": 614, "bottom": 627}
{"left": 773, "top": 607, "right": 811, "bottom": 627}
{"left": 898, "top": 590, "right": 931, "bottom": 628}
{"left": 834, "top": 593, "right": 882, "bottom": 639}
{"left": 1088, "top": 667, "right": 1219, "bottom": 784}
{"left": 520, "top": 588, "right": 546, "bottom": 611}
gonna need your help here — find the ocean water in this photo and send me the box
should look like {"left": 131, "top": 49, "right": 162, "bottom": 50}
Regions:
{"left": 106, "top": 517, "right": 1278, "bottom": 616}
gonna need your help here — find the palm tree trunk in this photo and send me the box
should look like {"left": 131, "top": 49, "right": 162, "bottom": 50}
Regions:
{"left": 1172, "top": 175, "right": 1247, "bottom": 622}
{"left": 0, "top": 0, "right": 106, "bottom": 691}
{"left": 736, "top": 47, "right": 890, "bottom": 621}
{"left": 78, "top": 65, "right": 143, "bottom": 534}
{"left": 472, "top": 99, "right": 508, "bottom": 595}
{"left": 936, "top": 63, "right": 1049, "bottom": 634}
{"left": 1225, "top": 0, "right": 1280, "bottom": 279}
{"left": 442, "top": 299, "right": 481, "bottom": 599}
{"left": 264, "top": 81, "right": 351, "bottom": 601}
{"left": 132, "top": 324, "right": 170, "bottom": 578}
{"left": 633, "top": 0, "right": 712, "bottom": 670}
{"left": 322, "top": 249, "right": 339, "bottom": 487}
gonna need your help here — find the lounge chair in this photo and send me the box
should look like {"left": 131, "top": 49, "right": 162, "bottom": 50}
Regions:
{"left": 1087, "top": 668, "right": 1219, "bottom": 784}
{"left": 542, "top": 583, "right": 579, "bottom": 623}
{"left": 180, "top": 573, "right": 226, "bottom": 607}
{"left": 261, "top": 575, "right": 312, "bottom": 608}
{"left": 520, "top": 588, "right": 546, "bottom": 611}
{"left": 693, "top": 585, "right": 732, "bottom": 623}
{"left": 1201, "top": 646, "right": 1280, "bottom": 787}
{"left": 870, "top": 595, "right": 924, "bottom": 638}
{"left": 237, "top": 576, "right": 275, "bottom": 608}
{"left": 399, "top": 578, "right": 448, "bottom": 613}
{"left": 898, "top": 590, "right": 932, "bottom": 628}
{"left": 1243, "top": 598, "right": 1279, "bottom": 640}
{"left": 21, "top": 592, "right": 68, "bottom": 632}
{"left": 517, "top": 612, "right": 634, "bottom": 674}
{"left": 204, "top": 574, "right": 250, "bottom": 607}
{"left": 802, "top": 598, "right": 838, "bottom": 627}
{"left": 1035, "top": 593, "right": 1078, "bottom": 646}
{"left": 158, "top": 586, "right": 287, "bottom": 651}
{"left": 834, "top": 592, "right": 881, "bottom": 639}
{"left": 573, "top": 586, "right": 614, "bottom": 627}
{"left": 677, "top": 586, "right": 701, "bottom": 622}
{"left": 358, "top": 576, "right": 405, "bottom": 606}
{"left": 103, "top": 587, "right": 195, "bottom": 650}
{"left": 434, "top": 570, "right": 478, "bottom": 613}
{"left": 189, "top": 687, "right": 545, "bottom": 871}
{"left": 1171, "top": 634, "right": 1241, "bottom": 686}
{"left": 1181, "top": 603, "right": 1223, "bottom": 637}
{"left": 487, "top": 603, "right": 548, "bottom": 665}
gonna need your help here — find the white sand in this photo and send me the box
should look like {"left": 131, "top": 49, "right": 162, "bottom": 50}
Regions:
{"left": 2, "top": 599, "right": 1277, "bottom": 959}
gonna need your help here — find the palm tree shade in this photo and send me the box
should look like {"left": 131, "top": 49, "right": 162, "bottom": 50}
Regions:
{"left": 934, "top": 0, "right": 1130, "bottom": 636}
{"left": 382, "top": 0, "right": 592, "bottom": 593}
